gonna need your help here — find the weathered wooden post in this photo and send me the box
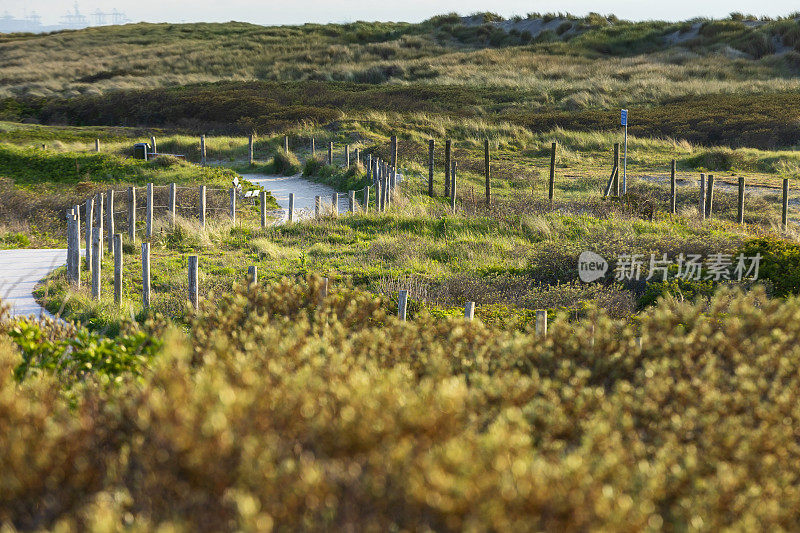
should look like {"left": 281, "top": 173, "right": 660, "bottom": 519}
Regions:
{"left": 345, "top": 145, "right": 350, "bottom": 168}
{"left": 364, "top": 186, "right": 370, "bottom": 213}
{"left": 782, "top": 178, "right": 789, "bottom": 230}
{"left": 128, "top": 186, "right": 136, "bottom": 242}
{"left": 113, "top": 233, "right": 122, "bottom": 305}
{"left": 91, "top": 227, "right": 102, "bottom": 300}
{"left": 315, "top": 195, "right": 321, "bottom": 218}
{"left": 706, "top": 175, "right": 715, "bottom": 218}
{"left": 259, "top": 191, "right": 267, "bottom": 228}
{"left": 107, "top": 189, "right": 115, "bottom": 253}
{"left": 737, "top": 177, "right": 745, "bottom": 225}
{"left": 670, "top": 159, "right": 677, "bottom": 215}
{"left": 229, "top": 187, "right": 236, "bottom": 224}
{"left": 151, "top": 136, "right": 157, "bottom": 155}
{"left": 146, "top": 183, "right": 154, "bottom": 238}
{"left": 67, "top": 213, "right": 80, "bottom": 287}
{"left": 536, "top": 310, "right": 547, "bottom": 337}
{"left": 95, "top": 138, "right": 100, "bottom": 152}
{"left": 546, "top": 142, "right": 556, "bottom": 203}
{"left": 699, "top": 174, "right": 706, "bottom": 219}
{"left": 188, "top": 255, "right": 199, "bottom": 310}
{"left": 328, "top": 142, "right": 333, "bottom": 165}
{"left": 201, "top": 135, "right": 206, "bottom": 166}
{"left": 398, "top": 289, "right": 408, "bottom": 321}
{"left": 348, "top": 190, "right": 355, "bottom": 213}
{"left": 485, "top": 139, "right": 491, "bottom": 206}
{"left": 86, "top": 197, "right": 94, "bottom": 270}
{"left": 331, "top": 193, "right": 338, "bottom": 216}
{"left": 141, "top": 242, "right": 150, "bottom": 310}
{"left": 464, "top": 301, "right": 475, "bottom": 320}
{"left": 283, "top": 135, "right": 289, "bottom": 154}
{"left": 248, "top": 265, "right": 258, "bottom": 285}
{"left": 450, "top": 161, "right": 457, "bottom": 212}
{"left": 95, "top": 193, "right": 104, "bottom": 262}
{"left": 288, "top": 193, "right": 295, "bottom": 222}
{"left": 169, "top": 183, "right": 176, "bottom": 227}
{"left": 199, "top": 185, "right": 206, "bottom": 229}
{"left": 444, "top": 139, "right": 452, "bottom": 197}
{"left": 428, "top": 139, "right": 435, "bottom": 197}
{"left": 249, "top": 134, "right": 254, "bottom": 164}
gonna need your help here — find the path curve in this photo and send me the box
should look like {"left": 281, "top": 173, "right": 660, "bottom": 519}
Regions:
{"left": 245, "top": 173, "right": 349, "bottom": 221}
{"left": 0, "top": 249, "right": 69, "bottom": 319}
{"left": 0, "top": 175, "right": 340, "bottom": 319}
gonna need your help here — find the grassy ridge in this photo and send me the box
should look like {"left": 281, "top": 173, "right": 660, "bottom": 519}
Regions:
{"left": 7, "top": 82, "right": 800, "bottom": 149}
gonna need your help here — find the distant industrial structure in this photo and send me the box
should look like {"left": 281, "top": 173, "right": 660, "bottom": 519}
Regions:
{"left": 0, "top": 3, "right": 130, "bottom": 34}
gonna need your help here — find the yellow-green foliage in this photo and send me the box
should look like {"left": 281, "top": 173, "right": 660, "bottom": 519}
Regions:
{"left": 4, "top": 278, "right": 800, "bottom": 529}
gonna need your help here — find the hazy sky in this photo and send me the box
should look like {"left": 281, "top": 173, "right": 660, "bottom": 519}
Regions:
{"left": 6, "top": 0, "right": 800, "bottom": 26}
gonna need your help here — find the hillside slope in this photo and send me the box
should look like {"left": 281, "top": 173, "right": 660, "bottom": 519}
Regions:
{"left": 1, "top": 13, "right": 800, "bottom": 109}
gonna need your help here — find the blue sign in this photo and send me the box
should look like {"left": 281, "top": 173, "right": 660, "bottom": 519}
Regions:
{"left": 621, "top": 109, "right": 628, "bottom": 126}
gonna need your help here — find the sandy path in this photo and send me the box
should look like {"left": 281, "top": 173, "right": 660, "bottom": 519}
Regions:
{"left": 0, "top": 248, "right": 70, "bottom": 319}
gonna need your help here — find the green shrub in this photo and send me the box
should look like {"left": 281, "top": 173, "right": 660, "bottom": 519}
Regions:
{"left": 272, "top": 151, "right": 301, "bottom": 176}
{"left": 738, "top": 237, "right": 800, "bottom": 297}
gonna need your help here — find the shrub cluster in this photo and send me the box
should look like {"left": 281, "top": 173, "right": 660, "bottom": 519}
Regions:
{"left": 4, "top": 278, "right": 800, "bottom": 529}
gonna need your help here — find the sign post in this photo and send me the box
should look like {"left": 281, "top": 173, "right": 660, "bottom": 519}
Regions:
{"left": 621, "top": 109, "right": 628, "bottom": 195}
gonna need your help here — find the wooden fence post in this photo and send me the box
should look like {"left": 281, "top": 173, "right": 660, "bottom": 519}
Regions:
{"left": 706, "top": 175, "right": 715, "bottom": 218}
{"left": 315, "top": 196, "right": 321, "bottom": 218}
{"left": 398, "top": 290, "right": 408, "bottom": 321}
{"left": 348, "top": 190, "right": 355, "bottom": 213}
{"left": 699, "top": 174, "right": 706, "bottom": 219}
{"left": 283, "top": 135, "right": 289, "bottom": 154}
{"left": 199, "top": 185, "right": 206, "bottom": 229}
{"left": 464, "top": 301, "right": 475, "bottom": 320}
{"left": 141, "top": 242, "right": 150, "bottom": 310}
{"left": 151, "top": 136, "right": 157, "bottom": 155}
{"left": 230, "top": 187, "right": 236, "bottom": 224}
{"left": 113, "top": 233, "right": 122, "bottom": 305}
{"left": 485, "top": 139, "right": 491, "bottom": 206}
{"left": 201, "top": 135, "right": 206, "bottom": 166}
{"left": 603, "top": 143, "right": 620, "bottom": 197}
{"left": 128, "top": 186, "right": 136, "bottom": 243}
{"left": 450, "top": 161, "right": 457, "bottom": 212}
{"left": 536, "top": 310, "right": 547, "bottom": 337}
{"left": 86, "top": 197, "right": 94, "bottom": 271}
{"left": 146, "top": 183, "right": 153, "bottom": 238}
{"left": 188, "top": 255, "right": 199, "bottom": 310}
{"left": 738, "top": 177, "right": 745, "bottom": 225}
{"left": 248, "top": 265, "right": 258, "bottom": 285}
{"left": 670, "top": 159, "right": 676, "bottom": 215}
{"left": 428, "top": 139, "right": 435, "bottom": 197}
{"left": 95, "top": 138, "right": 100, "bottom": 152}
{"left": 288, "top": 193, "right": 295, "bottom": 222}
{"left": 95, "top": 193, "right": 104, "bottom": 262}
{"left": 259, "top": 191, "right": 267, "bottom": 228}
{"left": 328, "top": 142, "right": 333, "bottom": 165}
{"left": 106, "top": 189, "right": 115, "bottom": 253}
{"left": 67, "top": 214, "right": 80, "bottom": 287}
{"left": 444, "top": 140, "right": 452, "bottom": 197}
{"left": 549, "top": 142, "right": 557, "bottom": 203}
{"left": 331, "top": 193, "right": 338, "bottom": 216}
{"left": 249, "top": 134, "right": 254, "bottom": 164}
{"left": 782, "top": 178, "right": 789, "bottom": 230}
{"left": 169, "top": 183, "right": 176, "bottom": 227}
{"left": 91, "top": 227, "right": 102, "bottom": 300}
{"left": 390, "top": 134, "right": 398, "bottom": 171}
